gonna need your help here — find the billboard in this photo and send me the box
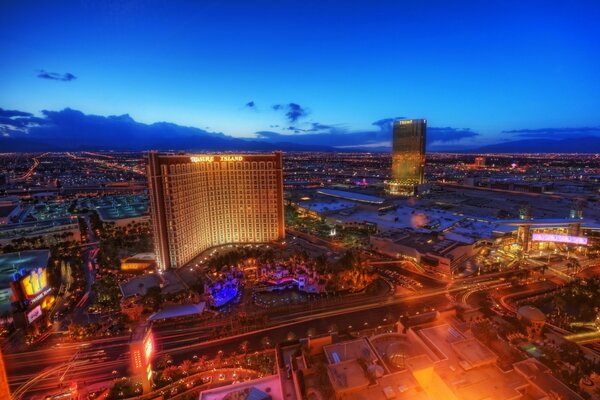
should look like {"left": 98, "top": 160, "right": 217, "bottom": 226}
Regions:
{"left": 531, "top": 233, "right": 588, "bottom": 245}
{"left": 27, "top": 305, "right": 43, "bottom": 323}
{"left": 144, "top": 333, "right": 153, "bottom": 363}
{"left": 18, "top": 267, "right": 49, "bottom": 299}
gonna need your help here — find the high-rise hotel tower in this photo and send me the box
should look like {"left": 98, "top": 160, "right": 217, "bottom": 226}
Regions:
{"left": 386, "top": 119, "right": 427, "bottom": 196}
{"left": 147, "top": 152, "right": 285, "bottom": 270}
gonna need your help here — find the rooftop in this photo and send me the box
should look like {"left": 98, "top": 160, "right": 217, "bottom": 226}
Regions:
{"left": 324, "top": 338, "right": 379, "bottom": 365}
{"left": 119, "top": 274, "right": 161, "bottom": 298}
{"left": 147, "top": 302, "right": 205, "bottom": 321}
{"left": 373, "top": 229, "right": 468, "bottom": 258}
{"left": 297, "top": 199, "right": 356, "bottom": 214}
{"left": 0, "top": 249, "right": 50, "bottom": 287}
{"left": 327, "top": 359, "right": 371, "bottom": 392}
{"left": 517, "top": 306, "right": 546, "bottom": 322}
{"left": 514, "top": 358, "right": 584, "bottom": 400}
{"left": 317, "top": 188, "right": 385, "bottom": 204}
{"left": 200, "top": 374, "right": 283, "bottom": 400}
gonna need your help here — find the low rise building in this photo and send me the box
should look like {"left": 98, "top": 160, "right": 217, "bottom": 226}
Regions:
{"left": 120, "top": 252, "right": 155, "bottom": 272}
{"left": 370, "top": 230, "right": 474, "bottom": 276}
{"left": 517, "top": 306, "right": 546, "bottom": 338}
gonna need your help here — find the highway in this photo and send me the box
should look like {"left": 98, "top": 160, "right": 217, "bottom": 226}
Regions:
{"left": 5, "top": 267, "right": 571, "bottom": 398}
{"left": 6, "top": 283, "right": 456, "bottom": 398}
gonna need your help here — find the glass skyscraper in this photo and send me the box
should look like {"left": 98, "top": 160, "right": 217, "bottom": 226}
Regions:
{"left": 386, "top": 119, "right": 427, "bottom": 196}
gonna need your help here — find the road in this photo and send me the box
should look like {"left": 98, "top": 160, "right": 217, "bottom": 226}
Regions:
{"left": 6, "top": 284, "right": 454, "bottom": 398}
{"left": 6, "top": 264, "right": 577, "bottom": 398}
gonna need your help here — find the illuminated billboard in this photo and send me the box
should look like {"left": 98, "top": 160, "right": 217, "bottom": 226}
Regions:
{"left": 19, "top": 267, "right": 48, "bottom": 299}
{"left": 144, "top": 333, "right": 153, "bottom": 363}
{"left": 531, "top": 233, "right": 588, "bottom": 245}
{"left": 27, "top": 305, "right": 42, "bottom": 323}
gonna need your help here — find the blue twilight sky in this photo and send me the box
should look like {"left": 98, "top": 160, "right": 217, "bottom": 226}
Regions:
{"left": 1, "top": 0, "right": 600, "bottom": 149}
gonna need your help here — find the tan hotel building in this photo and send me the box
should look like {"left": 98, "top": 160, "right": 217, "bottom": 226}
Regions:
{"left": 147, "top": 152, "right": 285, "bottom": 270}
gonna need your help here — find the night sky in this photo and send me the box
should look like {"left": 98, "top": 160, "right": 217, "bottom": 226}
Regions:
{"left": 1, "top": 0, "right": 599, "bottom": 150}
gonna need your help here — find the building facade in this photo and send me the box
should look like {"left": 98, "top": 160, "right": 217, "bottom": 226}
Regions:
{"left": 147, "top": 152, "right": 285, "bottom": 270}
{"left": 386, "top": 119, "right": 427, "bottom": 196}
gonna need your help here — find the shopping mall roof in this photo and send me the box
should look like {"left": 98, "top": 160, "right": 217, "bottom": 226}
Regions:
{"left": 317, "top": 189, "right": 385, "bottom": 204}
{"left": 297, "top": 199, "right": 356, "bottom": 214}
{"left": 96, "top": 203, "right": 148, "bottom": 221}
{"left": 0, "top": 249, "right": 50, "bottom": 287}
{"left": 147, "top": 302, "right": 205, "bottom": 321}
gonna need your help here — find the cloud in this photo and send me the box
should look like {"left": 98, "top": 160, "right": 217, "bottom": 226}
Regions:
{"left": 428, "top": 127, "right": 479, "bottom": 143}
{"left": 245, "top": 101, "right": 256, "bottom": 109}
{"left": 0, "top": 108, "right": 47, "bottom": 135}
{"left": 371, "top": 117, "right": 405, "bottom": 131}
{"left": 272, "top": 102, "right": 309, "bottom": 123}
{"left": 502, "top": 126, "right": 600, "bottom": 139}
{"left": 0, "top": 108, "right": 32, "bottom": 118}
{"left": 0, "top": 106, "right": 320, "bottom": 151}
{"left": 0, "top": 106, "right": 480, "bottom": 152}
{"left": 257, "top": 118, "right": 479, "bottom": 149}
{"left": 37, "top": 70, "right": 77, "bottom": 81}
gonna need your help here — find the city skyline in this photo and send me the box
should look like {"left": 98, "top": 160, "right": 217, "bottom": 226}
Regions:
{"left": 1, "top": 1, "right": 600, "bottom": 151}
{"left": 1, "top": 2, "right": 600, "bottom": 398}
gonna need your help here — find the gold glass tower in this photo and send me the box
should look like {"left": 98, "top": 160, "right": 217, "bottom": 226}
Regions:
{"left": 386, "top": 119, "right": 427, "bottom": 196}
{"left": 147, "top": 152, "right": 285, "bottom": 270}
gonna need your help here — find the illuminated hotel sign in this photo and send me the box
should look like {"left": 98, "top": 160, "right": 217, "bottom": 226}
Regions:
{"left": 190, "top": 155, "right": 244, "bottom": 163}
{"left": 532, "top": 233, "right": 588, "bottom": 245}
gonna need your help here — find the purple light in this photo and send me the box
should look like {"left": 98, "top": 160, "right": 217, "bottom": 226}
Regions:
{"left": 532, "top": 233, "right": 588, "bottom": 245}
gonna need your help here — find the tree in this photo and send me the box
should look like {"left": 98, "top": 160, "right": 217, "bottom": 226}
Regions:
{"left": 261, "top": 336, "right": 272, "bottom": 349}
{"left": 155, "top": 354, "right": 173, "bottom": 370}
{"left": 143, "top": 286, "right": 163, "bottom": 311}
{"left": 239, "top": 340, "right": 250, "bottom": 354}
{"left": 180, "top": 359, "right": 193, "bottom": 375}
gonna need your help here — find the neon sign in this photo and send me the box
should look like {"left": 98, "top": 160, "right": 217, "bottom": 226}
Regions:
{"left": 30, "top": 287, "right": 53, "bottom": 304}
{"left": 27, "top": 305, "right": 43, "bottom": 323}
{"left": 17, "top": 267, "right": 48, "bottom": 299}
{"left": 220, "top": 155, "right": 243, "bottom": 162}
{"left": 191, "top": 155, "right": 244, "bottom": 163}
{"left": 191, "top": 156, "right": 214, "bottom": 163}
{"left": 532, "top": 233, "right": 588, "bottom": 245}
{"left": 144, "top": 334, "right": 154, "bottom": 363}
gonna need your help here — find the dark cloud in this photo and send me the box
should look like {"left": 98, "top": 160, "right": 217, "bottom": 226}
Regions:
{"left": 0, "top": 108, "right": 32, "bottom": 118}
{"left": 245, "top": 101, "right": 256, "bottom": 109}
{"left": 428, "top": 127, "right": 479, "bottom": 143}
{"left": 502, "top": 127, "right": 600, "bottom": 139}
{"left": 37, "top": 70, "right": 77, "bottom": 81}
{"left": 0, "top": 106, "right": 479, "bottom": 152}
{"left": 0, "top": 107, "right": 301, "bottom": 151}
{"left": 272, "top": 102, "right": 309, "bottom": 123}
{"left": 257, "top": 118, "right": 478, "bottom": 149}
{"left": 0, "top": 109, "right": 47, "bottom": 135}
{"left": 371, "top": 117, "right": 405, "bottom": 131}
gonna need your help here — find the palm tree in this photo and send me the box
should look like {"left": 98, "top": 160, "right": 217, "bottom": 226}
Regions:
{"left": 180, "top": 359, "right": 193, "bottom": 376}
{"left": 260, "top": 336, "right": 272, "bottom": 349}
{"left": 239, "top": 340, "right": 250, "bottom": 354}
